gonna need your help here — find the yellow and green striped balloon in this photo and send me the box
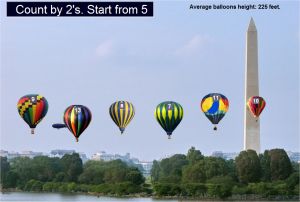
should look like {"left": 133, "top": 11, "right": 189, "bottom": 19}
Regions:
{"left": 155, "top": 101, "right": 183, "bottom": 139}
{"left": 109, "top": 101, "right": 135, "bottom": 134}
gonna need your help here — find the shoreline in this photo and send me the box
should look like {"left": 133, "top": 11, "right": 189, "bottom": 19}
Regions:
{"left": 1, "top": 189, "right": 299, "bottom": 201}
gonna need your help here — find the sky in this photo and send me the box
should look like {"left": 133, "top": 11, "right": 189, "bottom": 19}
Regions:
{"left": 1, "top": 0, "right": 299, "bottom": 161}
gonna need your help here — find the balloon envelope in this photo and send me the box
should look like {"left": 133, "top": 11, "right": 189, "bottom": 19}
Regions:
{"left": 247, "top": 96, "right": 266, "bottom": 118}
{"left": 109, "top": 101, "right": 135, "bottom": 134}
{"left": 63, "top": 105, "right": 92, "bottom": 142}
{"left": 155, "top": 101, "right": 183, "bottom": 138}
{"left": 201, "top": 93, "right": 229, "bottom": 130}
{"left": 17, "top": 94, "right": 48, "bottom": 134}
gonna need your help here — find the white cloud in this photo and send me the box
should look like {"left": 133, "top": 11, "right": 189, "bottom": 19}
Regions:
{"left": 175, "top": 35, "right": 212, "bottom": 56}
{"left": 95, "top": 40, "right": 114, "bottom": 58}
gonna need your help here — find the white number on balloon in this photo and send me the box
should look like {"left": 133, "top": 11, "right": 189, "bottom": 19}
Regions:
{"left": 74, "top": 107, "right": 81, "bottom": 114}
{"left": 253, "top": 98, "right": 260, "bottom": 104}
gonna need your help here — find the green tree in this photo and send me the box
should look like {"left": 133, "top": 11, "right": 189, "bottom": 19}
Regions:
{"left": 158, "top": 154, "right": 188, "bottom": 183}
{"left": 291, "top": 161, "right": 299, "bottom": 173}
{"left": 125, "top": 168, "right": 145, "bottom": 185}
{"left": 103, "top": 160, "right": 127, "bottom": 183}
{"left": 24, "top": 179, "right": 43, "bottom": 191}
{"left": 153, "top": 183, "right": 182, "bottom": 196}
{"left": 269, "top": 149, "right": 292, "bottom": 181}
{"left": 9, "top": 157, "right": 34, "bottom": 187}
{"left": 3, "top": 171, "right": 19, "bottom": 188}
{"left": 32, "top": 156, "right": 62, "bottom": 182}
{"left": 226, "top": 159, "right": 238, "bottom": 181}
{"left": 259, "top": 150, "right": 271, "bottom": 181}
{"left": 247, "top": 182, "right": 276, "bottom": 197}
{"left": 186, "top": 147, "right": 204, "bottom": 164}
{"left": 54, "top": 172, "right": 67, "bottom": 182}
{"left": 206, "top": 176, "right": 235, "bottom": 198}
{"left": 285, "top": 172, "right": 299, "bottom": 190}
{"left": 207, "top": 183, "right": 231, "bottom": 199}
{"left": 78, "top": 161, "right": 105, "bottom": 184}
{"left": 60, "top": 153, "right": 83, "bottom": 182}
{"left": 0, "top": 157, "right": 10, "bottom": 185}
{"left": 182, "top": 161, "right": 206, "bottom": 183}
{"left": 203, "top": 157, "right": 228, "bottom": 180}
{"left": 235, "top": 150, "right": 261, "bottom": 183}
{"left": 182, "top": 183, "right": 206, "bottom": 197}
{"left": 150, "top": 160, "right": 160, "bottom": 183}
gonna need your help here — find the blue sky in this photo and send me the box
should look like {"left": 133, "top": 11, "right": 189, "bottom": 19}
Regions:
{"left": 1, "top": 1, "right": 299, "bottom": 160}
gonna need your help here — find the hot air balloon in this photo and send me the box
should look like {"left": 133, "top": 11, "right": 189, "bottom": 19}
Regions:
{"left": 109, "top": 101, "right": 135, "bottom": 134}
{"left": 17, "top": 94, "right": 48, "bottom": 134}
{"left": 155, "top": 101, "right": 183, "bottom": 139}
{"left": 201, "top": 93, "right": 229, "bottom": 130}
{"left": 52, "top": 123, "right": 67, "bottom": 129}
{"left": 63, "top": 105, "right": 92, "bottom": 142}
{"left": 247, "top": 96, "right": 266, "bottom": 121}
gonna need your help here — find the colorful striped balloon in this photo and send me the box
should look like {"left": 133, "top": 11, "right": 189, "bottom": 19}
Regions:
{"left": 109, "top": 101, "right": 135, "bottom": 134}
{"left": 17, "top": 94, "right": 48, "bottom": 134}
{"left": 247, "top": 96, "right": 266, "bottom": 119}
{"left": 201, "top": 93, "right": 229, "bottom": 130}
{"left": 155, "top": 101, "right": 183, "bottom": 139}
{"left": 63, "top": 105, "right": 92, "bottom": 142}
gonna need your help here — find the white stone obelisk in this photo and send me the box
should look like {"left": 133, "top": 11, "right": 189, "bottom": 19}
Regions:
{"left": 244, "top": 18, "right": 260, "bottom": 153}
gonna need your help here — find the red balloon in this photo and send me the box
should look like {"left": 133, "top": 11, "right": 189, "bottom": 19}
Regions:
{"left": 247, "top": 96, "right": 266, "bottom": 118}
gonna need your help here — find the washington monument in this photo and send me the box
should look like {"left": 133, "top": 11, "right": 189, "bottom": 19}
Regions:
{"left": 244, "top": 18, "right": 260, "bottom": 154}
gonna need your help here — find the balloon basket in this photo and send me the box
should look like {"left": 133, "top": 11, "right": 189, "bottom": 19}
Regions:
{"left": 213, "top": 126, "right": 217, "bottom": 131}
{"left": 76, "top": 138, "right": 78, "bottom": 142}
{"left": 168, "top": 135, "right": 171, "bottom": 139}
{"left": 31, "top": 128, "right": 35, "bottom": 134}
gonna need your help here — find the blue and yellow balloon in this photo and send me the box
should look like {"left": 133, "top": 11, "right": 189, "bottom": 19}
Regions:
{"left": 201, "top": 93, "right": 229, "bottom": 130}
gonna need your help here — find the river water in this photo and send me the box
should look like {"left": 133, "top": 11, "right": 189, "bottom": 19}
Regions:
{"left": 1, "top": 192, "right": 173, "bottom": 202}
{"left": 0, "top": 192, "right": 299, "bottom": 202}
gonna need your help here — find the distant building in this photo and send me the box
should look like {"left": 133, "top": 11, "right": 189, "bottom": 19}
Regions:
{"left": 211, "top": 151, "right": 224, "bottom": 158}
{"left": 0, "top": 150, "right": 45, "bottom": 159}
{"left": 0, "top": 150, "right": 19, "bottom": 159}
{"left": 287, "top": 151, "right": 300, "bottom": 163}
{"left": 91, "top": 151, "right": 131, "bottom": 162}
{"left": 79, "top": 153, "right": 89, "bottom": 163}
{"left": 50, "top": 149, "right": 76, "bottom": 158}
{"left": 20, "top": 151, "right": 44, "bottom": 158}
{"left": 222, "top": 152, "right": 239, "bottom": 160}
{"left": 211, "top": 151, "right": 239, "bottom": 160}
{"left": 0, "top": 150, "right": 8, "bottom": 157}
{"left": 50, "top": 150, "right": 88, "bottom": 163}
{"left": 90, "top": 151, "right": 153, "bottom": 175}
{"left": 139, "top": 161, "right": 153, "bottom": 175}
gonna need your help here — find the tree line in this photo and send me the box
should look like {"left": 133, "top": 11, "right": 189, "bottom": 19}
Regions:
{"left": 0, "top": 153, "right": 149, "bottom": 196}
{"left": 151, "top": 147, "right": 299, "bottom": 200}
{"left": 0, "top": 148, "right": 299, "bottom": 199}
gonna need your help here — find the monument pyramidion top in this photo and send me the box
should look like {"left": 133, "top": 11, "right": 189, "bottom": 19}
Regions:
{"left": 247, "top": 17, "right": 257, "bottom": 32}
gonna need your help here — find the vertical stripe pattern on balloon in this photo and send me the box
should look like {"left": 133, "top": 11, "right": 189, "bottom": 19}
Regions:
{"left": 155, "top": 101, "right": 183, "bottom": 137}
{"left": 63, "top": 105, "right": 92, "bottom": 141}
{"left": 109, "top": 101, "right": 135, "bottom": 134}
{"left": 17, "top": 94, "right": 48, "bottom": 133}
